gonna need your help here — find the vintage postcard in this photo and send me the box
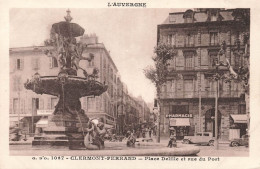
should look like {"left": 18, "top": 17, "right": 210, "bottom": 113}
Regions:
{"left": 1, "top": 0, "right": 260, "bottom": 169}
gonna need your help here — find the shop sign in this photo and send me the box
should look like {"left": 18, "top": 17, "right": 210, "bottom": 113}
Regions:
{"left": 166, "top": 114, "right": 193, "bottom": 118}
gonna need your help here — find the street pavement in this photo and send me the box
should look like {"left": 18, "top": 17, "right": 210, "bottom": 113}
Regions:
{"left": 9, "top": 136, "right": 248, "bottom": 156}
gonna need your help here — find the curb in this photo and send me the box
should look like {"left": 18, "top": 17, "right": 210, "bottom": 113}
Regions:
{"left": 9, "top": 142, "right": 32, "bottom": 145}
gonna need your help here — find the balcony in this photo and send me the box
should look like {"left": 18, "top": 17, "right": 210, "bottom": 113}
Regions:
{"left": 159, "top": 91, "right": 243, "bottom": 99}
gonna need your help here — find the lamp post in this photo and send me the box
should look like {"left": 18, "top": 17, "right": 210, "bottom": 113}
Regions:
{"left": 210, "top": 41, "right": 227, "bottom": 149}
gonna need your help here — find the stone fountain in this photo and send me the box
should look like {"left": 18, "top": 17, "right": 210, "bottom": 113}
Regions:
{"left": 24, "top": 9, "right": 107, "bottom": 149}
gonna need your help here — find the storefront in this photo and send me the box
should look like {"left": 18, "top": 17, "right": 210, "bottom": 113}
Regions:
{"left": 35, "top": 117, "right": 49, "bottom": 134}
{"left": 168, "top": 114, "right": 192, "bottom": 140}
{"left": 229, "top": 114, "right": 248, "bottom": 139}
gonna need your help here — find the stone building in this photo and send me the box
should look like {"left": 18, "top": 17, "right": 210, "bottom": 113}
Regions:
{"left": 157, "top": 8, "right": 249, "bottom": 140}
{"left": 115, "top": 81, "right": 151, "bottom": 135}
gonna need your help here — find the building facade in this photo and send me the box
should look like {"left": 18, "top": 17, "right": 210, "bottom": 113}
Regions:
{"left": 10, "top": 34, "right": 151, "bottom": 134}
{"left": 157, "top": 9, "right": 249, "bottom": 140}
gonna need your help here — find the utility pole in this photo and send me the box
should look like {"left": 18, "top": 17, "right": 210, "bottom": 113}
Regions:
{"left": 18, "top": 90, "right": 21, "bottom": 129}
{"left": 214, "top": 77, "right": 219, "bottom": 149}
{"left": 198, "top": 86, "right": 201, "bottom": 132}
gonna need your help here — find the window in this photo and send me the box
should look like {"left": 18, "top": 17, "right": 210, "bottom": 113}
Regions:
{"left": 211, "top": 15, "right": 217, "bottom": 21}
{"left": 16, "top": 58, "right": 23, "bottom": 70}
{"left": 17, "top": 59, "right": 21, "bottom": 69}
{"left": 183, "top": 10, "right": 194, "bottom": 23}
{"left": 32, "top": 98, "right": 39, "bottom": 115}
{"left": 50, "top": 98, "right": 58, "bottom": 109}
{"left": 184, "top": 80, "right": 193, "bottom": 91}
{"left": 185, "top": 33, "right": 194, "bottom": 47}
{"left": 209, "top": 51, "right": 218, "bottom": 67}
{"left": 184, "top": 79, "right": 193, "bottom": 98}
{"left": 185, "top": 55, "right": 193, "bottom": 70}
{"left": 170, "top": 105, "right": 189, "bottom": 114}
{"left": 167, "top": 34, "right": 176, "bottom": 46}
{"left": 210, "top": 32, "right": 218, "bottom": 46}
{"left": 50, "top": 57, "right": 58, "bottom": 68}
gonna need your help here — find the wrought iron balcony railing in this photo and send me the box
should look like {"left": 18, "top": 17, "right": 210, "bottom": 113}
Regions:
{"left": 159, "top": 90, "right": 243, "bottom": 99}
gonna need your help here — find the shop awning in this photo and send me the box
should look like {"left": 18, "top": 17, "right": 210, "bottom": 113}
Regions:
{"left": 230, "top": 114, "right": 248, "bottom": 124}
{"left": 169, "top": 118, "right": 190, "bottom": 126}
{"left": 36, "top": 118, "right": 48, "bottom": 128}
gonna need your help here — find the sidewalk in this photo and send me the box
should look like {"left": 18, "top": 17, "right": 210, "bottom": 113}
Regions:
{"left": 9, "top": 137, "right": 34, "bottom": 145}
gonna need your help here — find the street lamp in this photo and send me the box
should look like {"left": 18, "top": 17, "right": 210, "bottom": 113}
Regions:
{"left": 210, "top": 41, "right": 227, "bottom": 149}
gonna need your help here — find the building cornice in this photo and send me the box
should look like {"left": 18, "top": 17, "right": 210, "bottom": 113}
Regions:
{"left": 158, "top": 20, "right": 248, "bottom": 30}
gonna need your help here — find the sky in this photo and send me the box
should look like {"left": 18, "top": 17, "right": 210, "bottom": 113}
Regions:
{"left": 9, "top": 8, "right": 186, "bottom": 103}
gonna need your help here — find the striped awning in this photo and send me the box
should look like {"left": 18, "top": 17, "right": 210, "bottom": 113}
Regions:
{"left": 230, "top": 114, "right": 248, "bottom": 124}
{"left": 36, "top": 118, "right": 48, "bottom": 128}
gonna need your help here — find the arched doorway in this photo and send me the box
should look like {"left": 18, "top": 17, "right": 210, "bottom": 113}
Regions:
{"left": 205, "top": 108, "right": 221, "bottom": 137}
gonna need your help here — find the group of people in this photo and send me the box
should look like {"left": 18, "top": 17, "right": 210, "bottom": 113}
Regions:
{"left": 124, "top": 126, "right": 156, "bottom": 139}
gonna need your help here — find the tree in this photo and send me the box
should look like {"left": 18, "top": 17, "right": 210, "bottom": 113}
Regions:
{"left": 144, "top": 42, "right": 177, "bottom": 142}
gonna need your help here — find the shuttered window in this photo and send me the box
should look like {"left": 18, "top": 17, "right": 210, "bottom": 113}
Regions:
{"left": 185, "top": 33, "right": 194, "bottom": 47}
{"left": 210, "top": 32, "right": 219, "bottom": 46}
{"left": 16, "top": 58, "right": 24, "bottom": 70}
{"left": 49, "top": 57, "right": 58, "bottom": 68}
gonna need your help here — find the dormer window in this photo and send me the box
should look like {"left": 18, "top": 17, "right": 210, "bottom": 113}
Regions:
{"left": 206, "top": 9, "right": 223, "bottom": 22}
{"left": 183, "top": 10, "right": 194, "bottom": 23}
{"left": 211, "top": 14, "right": 217, "bottom": 21}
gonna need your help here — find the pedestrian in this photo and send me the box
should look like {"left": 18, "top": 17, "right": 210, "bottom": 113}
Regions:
{"left": 149, "top": 128, "right": 152, "bottom": 138}
{"left": 142, "top": 128, "right": 146, "bottom": 138}
{"left": 153, "top": 126, "right": 157, "bottom": 136}
{"left": 136, "top": 129, "right": 140, "bottom": 138}
{"left": 167, "top": 134, "right": 175, "bottom": 148}
{"left": 127, "top": 131, "right": 136, "bottom": 147}
{"left": 167, "top": 129, "right": 176, "bottom": 148}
